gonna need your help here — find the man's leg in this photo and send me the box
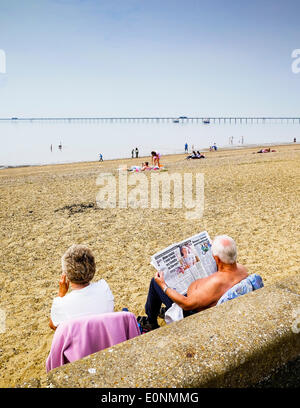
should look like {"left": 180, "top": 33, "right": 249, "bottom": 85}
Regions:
{"left": 145, "top": 278, "right": 173, "bottom": 325}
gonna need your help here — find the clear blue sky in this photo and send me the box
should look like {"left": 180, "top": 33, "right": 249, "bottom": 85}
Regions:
{"left": 0, "top": 0, "right": 300, "bottom": 117}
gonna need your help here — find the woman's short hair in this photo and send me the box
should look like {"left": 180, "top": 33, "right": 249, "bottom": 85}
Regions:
{"left": 211, "top": 235, "right": 237, "bottom": 264}
{"left": 61, "top": 244, "right": 96, "bottom": 284}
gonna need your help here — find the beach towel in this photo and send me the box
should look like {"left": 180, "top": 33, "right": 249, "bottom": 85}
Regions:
{"left": 128, "top": 165, "right": 166, "bottom": 172}
{"left": 129, "top": 165, "right": 141, "bottom": 172}
{"left": 46, "top": 311, "right": 140, "bottom": 372}
{"left": 216, "top": 273, "right": 264, "bottom": 305}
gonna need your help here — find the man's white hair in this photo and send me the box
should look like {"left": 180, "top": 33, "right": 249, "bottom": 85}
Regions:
{"left": 211, "top": 235, "right": 237, "bottom": 264}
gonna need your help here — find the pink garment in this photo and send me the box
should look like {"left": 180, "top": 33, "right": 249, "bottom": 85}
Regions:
{"left": 46, "top": 311, "right": 140, "bottom": 372}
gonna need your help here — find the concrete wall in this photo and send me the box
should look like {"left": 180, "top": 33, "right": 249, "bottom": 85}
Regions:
{"left": 46, "top": 277, "right": 300, "bottom": 388}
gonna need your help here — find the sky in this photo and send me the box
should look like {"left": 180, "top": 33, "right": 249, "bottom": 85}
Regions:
{"left": 0, "top": 0, "right": 300, "bottom": 118}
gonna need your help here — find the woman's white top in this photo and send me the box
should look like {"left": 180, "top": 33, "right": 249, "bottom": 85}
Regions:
{"left": 50, "top": 279, "right": 114, "bottom": 327}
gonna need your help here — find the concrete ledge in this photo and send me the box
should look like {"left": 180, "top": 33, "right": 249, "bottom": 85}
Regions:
{"left": 272, "top": 275, "right": 300, "bottom": 296}
{"left": 47, "top": 280, "right": 300, "bottom": 388}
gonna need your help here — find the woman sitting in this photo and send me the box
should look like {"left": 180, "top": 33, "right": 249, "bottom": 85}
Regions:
{"left": 186, "top": 150, "right": 197, "bottom": 159}
{"left": 49, "top": 244, "right": 114, "bottom": 330}
{"left": 186, "top": 151, "right": 205, "bottom": 159}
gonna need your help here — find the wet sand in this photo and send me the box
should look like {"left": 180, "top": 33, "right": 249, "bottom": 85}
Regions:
{"left": 0, "top": 144, "right": 299, "bottom": 387}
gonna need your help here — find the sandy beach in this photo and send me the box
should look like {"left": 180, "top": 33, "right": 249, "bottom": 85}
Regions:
{"left": 0, "top": 144, "right": 299, "bottom": 387}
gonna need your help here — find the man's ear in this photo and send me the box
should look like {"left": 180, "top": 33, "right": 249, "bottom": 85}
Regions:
{"left": 213, "top": 255, "right": 220, "bottom": 264}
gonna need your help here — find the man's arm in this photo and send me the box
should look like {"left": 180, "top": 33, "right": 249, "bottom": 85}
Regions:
{"left": 159, "top": 285, "right": 200, "bottom": 311}
{"left": 154, "top": 271, "right": 211, "bottom": 311}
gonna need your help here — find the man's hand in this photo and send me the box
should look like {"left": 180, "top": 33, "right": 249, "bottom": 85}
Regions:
{"left": 58, "top": 274, "right": 69, "bottom": 297}
{"left": 154, "top": 271, "right": 166, "bottom": 290}
{"left": 155, "top": 270, "right": 199, "bottom": 311}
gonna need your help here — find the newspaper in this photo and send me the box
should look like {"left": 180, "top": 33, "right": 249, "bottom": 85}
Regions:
{"left": 151, "top": 231, "right": 217, "bottom": 295}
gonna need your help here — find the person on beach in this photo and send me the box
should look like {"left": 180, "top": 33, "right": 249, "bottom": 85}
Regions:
{"left": 186, "top": 151, "right": 197, "bottom": 159}
{"left": 137, "top": 235, "right": 249, "bottom": 331}
{"left": 131, "top": 149, "right": 134, "bottom": 158}
{"left": 196, "top": 151, "right": 205, "bottom": 158}
{"left": 141, "top": 161, "right": 151, "bottom": 171}
{"left": 186, "top": 151, "right": 205, "bottom": 159}
{"left": 185, "top": 143, "right": 188, "bottom": 153}
{"left": 135, "top": 147, "right": 139, "bottom": 158}
{"left": 99, "top": 153, "right": 103, "bottom": 162}
{"left": 151, "top": 151, "right": 161, "bottom": 167}
{"left": 256, "top": 148, "right": 276, "bottom": 153}
{"left": 49, "top": 244, "right": 114, "bottom": 330}
{"left": 259, "top": 148, "right": 270, "bottom": 153}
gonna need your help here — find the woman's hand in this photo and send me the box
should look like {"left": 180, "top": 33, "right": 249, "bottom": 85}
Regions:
{"left": 58, "top": 274, "right": 69, "bottom": 297}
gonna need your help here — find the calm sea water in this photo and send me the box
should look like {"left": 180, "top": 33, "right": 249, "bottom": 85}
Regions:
{"left": 0, "top": 120, "right": 298, "bottom": 167}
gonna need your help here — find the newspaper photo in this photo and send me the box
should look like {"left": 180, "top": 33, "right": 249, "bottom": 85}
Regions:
{"left": 151, "top": 231, "right": 217, "bottom": 295}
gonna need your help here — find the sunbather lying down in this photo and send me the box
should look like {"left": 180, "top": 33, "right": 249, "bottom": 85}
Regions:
{"left": 141, "top": 162, "right": 152, "bottom": 170}
{"left": 129, "top": 162, "right": 166, "bottom": 172}
{"left": 254, "top": 148, "right": 276, "bottom": 153}
{"left": 186, "top": 151, "right": 205, "bottom": 159}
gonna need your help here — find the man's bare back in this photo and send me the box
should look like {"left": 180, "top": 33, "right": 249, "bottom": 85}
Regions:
{"left": 187, "top": 263, "right": 248, "bottom": 311}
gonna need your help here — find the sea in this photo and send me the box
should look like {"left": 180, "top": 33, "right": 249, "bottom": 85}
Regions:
{"left": 0, "top": 119, "right": 298, "bottom": 167}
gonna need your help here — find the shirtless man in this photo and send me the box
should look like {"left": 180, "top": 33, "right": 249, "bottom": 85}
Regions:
{"left": 138, "top": 235, "right": 248, "bottom": 331}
